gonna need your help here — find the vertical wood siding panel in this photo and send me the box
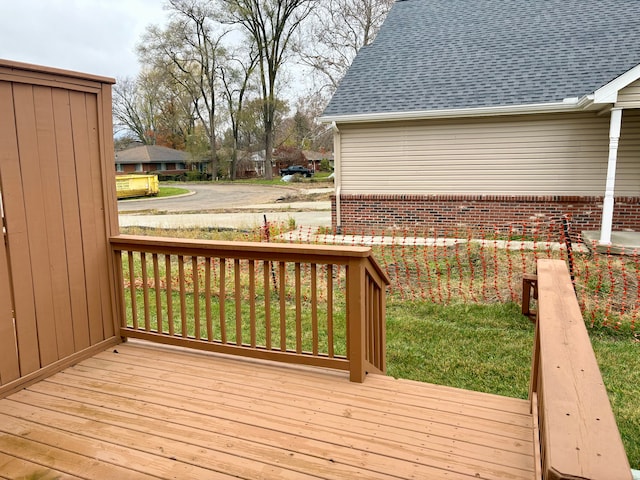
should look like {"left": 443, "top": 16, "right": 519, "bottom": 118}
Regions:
{"left": 12, "top": 83, "right": 59, "bottom": 367}
{"left": 51, "top": 89, "right": 91, "bottom": 350}
{"left": 69, "top": 91, "right": 104, "bottom": 345}
{"left": 0, "top": 186, "right": 19, "bottom": 384}
{"left": 85, "top": 92, "right": 114, "bottom": 338}
{"left": 33, "top": 86, "right": 75, "bottom": 359}
{"left": 97, "top": 84, "right": 120, "bottom": 337}
{"left": 0, "top": 82, "right": 40, "bottom": 375}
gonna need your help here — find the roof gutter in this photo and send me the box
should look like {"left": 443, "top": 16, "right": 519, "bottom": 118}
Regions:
{"left": 320, "top": 96, "right": 595, "bottom": 124}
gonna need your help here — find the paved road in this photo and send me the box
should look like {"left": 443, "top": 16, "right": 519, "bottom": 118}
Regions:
{"left": 118, "top": 183, "right": 298, "bottom": 213}
{"left": 118, "top": 183, "right": 333, "bottom": 229}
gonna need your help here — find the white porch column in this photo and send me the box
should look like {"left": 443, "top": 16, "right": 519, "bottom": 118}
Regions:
{"left": 599, "top": 108, "right": 623, "bottom": 245}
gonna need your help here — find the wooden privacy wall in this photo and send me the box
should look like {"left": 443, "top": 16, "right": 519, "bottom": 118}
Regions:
{"left": 0, "top": 60, "right": 120, "bottom": 397}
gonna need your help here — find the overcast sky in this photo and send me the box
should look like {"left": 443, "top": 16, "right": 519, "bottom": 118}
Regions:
{"left": 0, "top": 0, "right": 169, "bottom": 80}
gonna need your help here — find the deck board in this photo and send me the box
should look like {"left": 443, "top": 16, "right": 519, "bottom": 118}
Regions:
{"left": 0, "top": 342, "right": 536, "bottom": 480}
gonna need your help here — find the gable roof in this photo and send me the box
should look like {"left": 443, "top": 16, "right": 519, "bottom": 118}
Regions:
{"left": 115, "top": 145, "right": 191, "bottom": 165}
{"left": 322, "top": 0, "right": 640, "bottom": 121}
{"left": 302, "top": 150, "right": 333, "bottom": 161}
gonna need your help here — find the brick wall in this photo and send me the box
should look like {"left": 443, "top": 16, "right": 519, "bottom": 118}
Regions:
{"left": 332, "top": 194, "right": 640, "bottom": 235}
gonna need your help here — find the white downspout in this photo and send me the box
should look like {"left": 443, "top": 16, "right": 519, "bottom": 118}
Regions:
{"left": 599, "top": 108, "right": 623, "bottom": 245}
{"left": 332, "top": 122, "right": 342, "bottom": 233}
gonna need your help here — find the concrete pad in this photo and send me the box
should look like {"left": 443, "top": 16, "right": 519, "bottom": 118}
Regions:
{"left": 582, "top": 230, "right": 640, "bottom": 254}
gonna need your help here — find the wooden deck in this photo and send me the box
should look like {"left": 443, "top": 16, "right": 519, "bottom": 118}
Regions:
{"left": 0, "top": 341, "right": 535, "bottom": 480}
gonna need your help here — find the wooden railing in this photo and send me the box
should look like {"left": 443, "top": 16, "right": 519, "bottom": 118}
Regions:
{"left": 529, "top": 259, "right": 631, "bottom": 480}
{"left": 111, "top": 235, "right": 390, "bottom": 382}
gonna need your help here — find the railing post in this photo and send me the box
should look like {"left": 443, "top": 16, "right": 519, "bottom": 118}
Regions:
{"left": 347, "top": 258, "right": 367, "bottom": 382}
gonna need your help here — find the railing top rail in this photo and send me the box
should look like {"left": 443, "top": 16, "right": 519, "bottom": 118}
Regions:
{"left": 110, "top": 234, "right": 390, "bottom": 285}
{"left": 535, "top": 259, "right": 631, "bottom": 479}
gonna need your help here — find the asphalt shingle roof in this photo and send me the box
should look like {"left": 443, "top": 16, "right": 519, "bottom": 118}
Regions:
{"left": 322, "top": 0, "right": 640, "bottom": 117}
{"left": 115, "top": 145, "right": 190, "bottom": 165}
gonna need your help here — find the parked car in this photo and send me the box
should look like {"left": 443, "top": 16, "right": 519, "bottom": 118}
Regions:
{"left": 279, "top": 165, "right": 313, "bottom": 177}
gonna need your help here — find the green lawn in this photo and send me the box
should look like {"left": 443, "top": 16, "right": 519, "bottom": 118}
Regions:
{"left": 157, "top": 186, "right": 191, "bottom": 197}
{"left": 117, "top": 225, "right": 639, "bottom": 468}
{"left": 385, "top": 300, "right": 640, "bottom": 469}
{"left": 225, "top": 172, "right": 334, "bottom": 185}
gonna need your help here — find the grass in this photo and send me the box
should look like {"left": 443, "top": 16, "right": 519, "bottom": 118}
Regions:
{"left": 384, "top": 299, "right": 640, "bottom": 469}
{"left": 590, "top": 332, "right": 640, "bottom": 469}
{"left": 157, "top": 186, "right": 191, "bottom": 197}
{"left": 118, "top": 225, "right": 640, "bottom": 468}
{"left": 386, "top": 301, "right": 534, "bottom": 398}
{"left": 225, "top": 172, "right": 334, "bottom": 186}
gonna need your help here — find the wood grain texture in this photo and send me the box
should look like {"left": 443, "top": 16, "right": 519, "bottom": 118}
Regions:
{"left": 535, "top": 259, "right": 631, "bottom": 480}
{"left": 0, "top": 342, "right": 536, "bottom": 480}
{"left": 0, "top": 62, "right": 119, "bottom": 393}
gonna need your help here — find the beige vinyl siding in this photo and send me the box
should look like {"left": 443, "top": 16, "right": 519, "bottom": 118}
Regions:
{"left": 617, "top": 109, "right": 640, "bottom": 192}
{"left": 338, "top": 111, "right": 640, "bottom": 196}
{"left": 617, "top": 79, "right": 640, "bottom": 108}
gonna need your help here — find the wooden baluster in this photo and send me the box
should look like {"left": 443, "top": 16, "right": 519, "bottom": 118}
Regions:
{"left": 263, "top": 260, "right": 271, "bottom": 350}
{"left": 140, "top": 252, "right": 150, "bottom": 331}
{"left": 152, "top": 253, "right": 162, "bottom": 334}
{"left": 234, "top": 259, "right": 242, "bottom": 345}
{"left": 327, "top": 264, "right": 334, "bottom": 358}
{"left": 311, "top": 264, "right": 318, "bottom": 356}
{"left": 192, "top": 256, "right": 200, "bottom": 340}
{"left": 249, "top": 260, "right": 256, "bottom": 348}
{"left": 219, "top": 258, "right": 226, "bottom": 343}
{"left": 205, "top": 257, "right": 212, "bottom": 341}
{"left": 127, "top": 251, "right": 137, "bottom": 330}
{"left": 178, "top": 255, "right": 187, "bottom": 337}
{"left": 367, "top": 277, "right": 374, "bottom": 366}
{"left": 113, "top": 250, "right": 126, "bottom": 332}
{"left": 279, "top": 261, "right": 286, "bottom": 351}
{"left": 295, "top": 263, "right": 302, "bottom": 354}
{"left": 165, "top": 254, "right": 174, "bottom": 336}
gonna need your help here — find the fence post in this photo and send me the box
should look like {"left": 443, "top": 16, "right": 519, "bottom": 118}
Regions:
{"left": 347, "top": 257, "right": 366, "bottom": 382}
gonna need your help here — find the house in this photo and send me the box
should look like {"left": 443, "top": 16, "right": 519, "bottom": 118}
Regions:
{"left": 0, "top": 58, "right": 632, "bottom": 479}
{"left": 302, "top": 150, "right": 334, "bottom": 172}
{"left": 320, "top": 0, "right": 640, "bottom": 243}
{"left": 115, "top": 145, "right": 190, "bottom": 179}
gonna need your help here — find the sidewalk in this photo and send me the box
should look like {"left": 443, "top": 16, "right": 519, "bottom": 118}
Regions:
{"left": 119, "top": 202, "right": 331, "bottom": 229}
{"left": 277, "top": 226, "right": 588, "bottom": 252}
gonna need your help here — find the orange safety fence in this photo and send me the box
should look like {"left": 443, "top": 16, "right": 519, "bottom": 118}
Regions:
{"left": 257, "top": 220, "right": 639, "bottom": 335}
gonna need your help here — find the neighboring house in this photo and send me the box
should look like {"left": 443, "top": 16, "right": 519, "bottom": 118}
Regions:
{"left": 115, "top": 145, "right": 190, "bottom": 178}
{"left": 320, "top": 0, "right": 640, "bottom": 243}
{"left": 273, "top": 147, "right": 307, "bottom": 175}
{"left": 234, "top": 150, "right": 265, "bottom": 178}
{"left": 302, "top": 150, "right": 334, "bottom": 172}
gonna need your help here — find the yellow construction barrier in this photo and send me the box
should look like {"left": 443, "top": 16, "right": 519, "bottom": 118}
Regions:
{"left": 115, "top": 174, "right": 159, "bottom": 199}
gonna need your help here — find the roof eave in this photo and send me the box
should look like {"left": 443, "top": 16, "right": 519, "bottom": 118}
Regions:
{"left": 320, "top": 97, "right": 597, "bottom": 124}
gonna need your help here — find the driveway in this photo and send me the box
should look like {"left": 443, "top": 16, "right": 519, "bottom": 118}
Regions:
{"left": 118, "top": 183, "right": 298, "bottom": 213}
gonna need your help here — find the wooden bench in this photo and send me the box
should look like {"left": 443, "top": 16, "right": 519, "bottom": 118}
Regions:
{"left": 530, "top": 259, "right": 631, "bottom": 480}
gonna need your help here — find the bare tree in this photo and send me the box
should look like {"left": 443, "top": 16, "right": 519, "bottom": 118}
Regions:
{"left": 112, "top": 76, "right": 159, "bottom": 145}
{"left": 275, "top": 92, "right": 333, "bottom": 152}
{"left": 221, "top": 0, "right": 315, "bottom": 179}
{"left": 138, "top": 0, "right": 228, "bottom": 178}
{"left": 296, "top": 0, "right": 393, "bottom": 92}
{"left": 220, "top": 47, "right": 259, "bottom": 179}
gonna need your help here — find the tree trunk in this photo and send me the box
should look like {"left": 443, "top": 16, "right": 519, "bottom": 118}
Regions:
{"left": 231, "top": 139, "right": 238, "bottom": 180}
{"left": 264, "top": 124, "right": 273, "bottom": 180}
